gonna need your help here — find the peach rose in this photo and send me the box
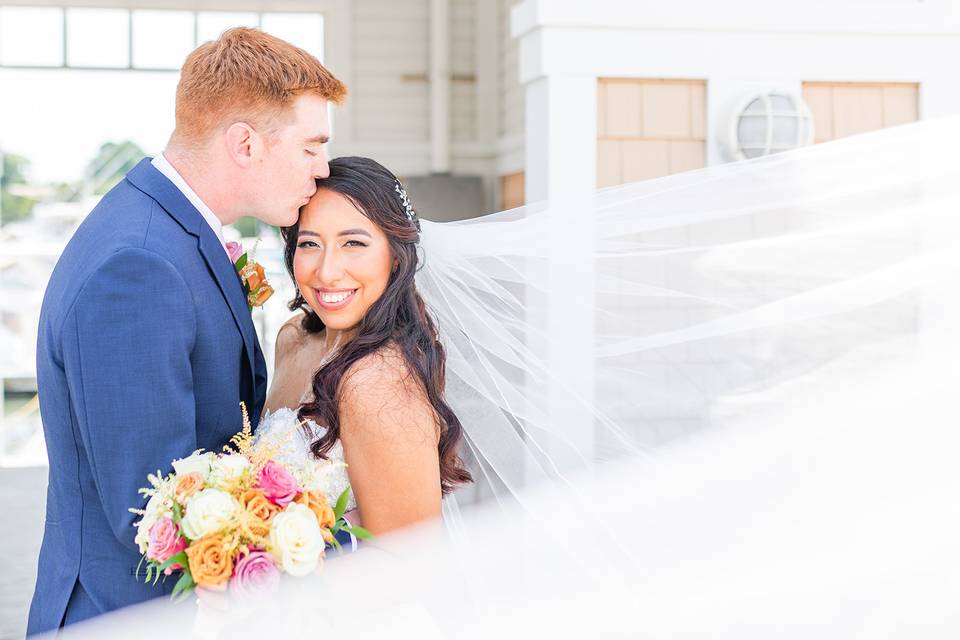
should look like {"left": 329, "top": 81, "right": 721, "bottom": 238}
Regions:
{"left": 249, "top": 284, "right": 273, "bottom": 308}
{"left": 185, "top": 534, "right": 233, "bottom": 589}
{"left": 295, "top": 490, "right": 336, "bottom": 529}
{"left": 240, "top": 489, "right": 280, "bottom": 538}
{"left": 245, "top": 263, "right": 265, "bottom": 291}
{"left": 174, "top": 472, "right": 204, "bottom": 502}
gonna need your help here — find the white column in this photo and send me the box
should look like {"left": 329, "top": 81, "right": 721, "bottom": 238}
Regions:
{"left": 522, "top": 71, "right": 599, "bottom": 475}
{"left": 523, "top": 75, "right": 598, "bottom": 201}
{"left": 323, "top": 0, "right": 354, "bottom": 148}
{"left": 430, "top": 0, "right": 451, "bottom": 174}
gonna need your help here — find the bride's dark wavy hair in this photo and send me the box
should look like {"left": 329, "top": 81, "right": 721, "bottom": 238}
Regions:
{"left": 280, "top": 156, "right": 471, "bottom": 494}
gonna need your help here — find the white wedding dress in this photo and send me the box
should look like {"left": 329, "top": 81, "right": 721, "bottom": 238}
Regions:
{"left": 252, "top": 407, "right": 356, "bottom": 513}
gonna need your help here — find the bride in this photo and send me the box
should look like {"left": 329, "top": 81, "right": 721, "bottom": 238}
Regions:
{"left": 257, "top": 156, "right": 472, "bottom": 538}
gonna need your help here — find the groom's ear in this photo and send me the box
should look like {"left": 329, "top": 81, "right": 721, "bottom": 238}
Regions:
{"left": 224, "top": 122, "right": 256, "bottom": 167}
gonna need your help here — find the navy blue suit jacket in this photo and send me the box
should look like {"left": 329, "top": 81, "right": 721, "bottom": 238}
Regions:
{"left": 27, "top": 159, "right": 268, "bottom": 634}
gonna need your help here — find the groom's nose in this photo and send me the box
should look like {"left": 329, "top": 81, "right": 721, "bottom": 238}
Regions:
{"left": 313, "top": 151, "right": 330, "bottom": 180}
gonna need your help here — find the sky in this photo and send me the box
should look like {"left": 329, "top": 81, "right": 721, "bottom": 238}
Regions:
{"left": 0, "top": 68, "right": 179, "bottom": 182}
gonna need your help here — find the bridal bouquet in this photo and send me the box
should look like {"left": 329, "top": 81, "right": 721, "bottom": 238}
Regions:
{"left": 130, "top": 406, "right": 368, "bottom": 600}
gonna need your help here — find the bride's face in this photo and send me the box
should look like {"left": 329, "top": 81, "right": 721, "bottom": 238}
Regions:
{"left": 293, "top": 188, "right": 394, "bottom": 332}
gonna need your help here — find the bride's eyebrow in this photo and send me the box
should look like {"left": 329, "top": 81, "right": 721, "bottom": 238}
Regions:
{"left": 297, "top": 229, "right": 372, "bottom": 238}
{"left": 338, "top": 229, "right": 372, "bottom": 238}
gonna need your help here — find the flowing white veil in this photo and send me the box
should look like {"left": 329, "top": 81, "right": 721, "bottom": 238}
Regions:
{"left": 417, "top": 115, "right": 960, "bottom": 517}
{"left": 56, "top": 117, "right": 960, "bottom": 639}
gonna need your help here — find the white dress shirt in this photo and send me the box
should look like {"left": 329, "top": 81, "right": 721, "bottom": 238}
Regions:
{"left": 151, "top": 153, "right": 229, "bottom": 258}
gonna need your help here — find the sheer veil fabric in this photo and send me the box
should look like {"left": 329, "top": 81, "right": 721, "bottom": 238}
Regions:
{"left": 419, "top": 115, "right": 960, "bottom": 515}
{"left": 60, "top": 117, "right": 960, "bottom": 639}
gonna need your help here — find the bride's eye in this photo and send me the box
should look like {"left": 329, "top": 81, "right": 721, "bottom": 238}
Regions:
{"left": 297, "top": 240, "right": 319, "bottom": 249}
{"left": 343, "top": 240, "right": 367, "bottom": 248}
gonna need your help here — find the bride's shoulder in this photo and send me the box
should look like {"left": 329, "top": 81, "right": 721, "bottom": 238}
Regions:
{"left": 275, "top": 313, "right": 310, "bottom": 359}
{"left": 342, "top": 344, "right": 416, "bottom": 391}
{"left": 339, "top": 344, "right": 438, "bottom": 443}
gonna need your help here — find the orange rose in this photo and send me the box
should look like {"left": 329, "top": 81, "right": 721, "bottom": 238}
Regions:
{"left": 295, "top": 490, "right": 336, "bottom": 529}
{"left": 174, "top": 472, "right": 204, "bottom": 501}
{"left": 239, "top": 489, "right": 280, "bottom": 538}
{"left": 185, "top": 534, "right": 233, "bottom": 588}
{"left": 249, "top": 283, "right": 273, "bottom": 308}
{"left": 245, "top": 263, "right": 265, "bottom": 291}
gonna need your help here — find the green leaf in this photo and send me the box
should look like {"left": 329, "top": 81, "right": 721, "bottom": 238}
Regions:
{"left": 327, "top": 537, "right": 342, "bottom": 551}
{"left": 144, "top": 564, "right": 153, "bottom": 585}
{"left": 171, "top": 501, "right": 182, "bottom": 524}
{"left": 342, "top": 525, "right": 373, "bottom": 541}
{"left": 333, "top": 488, "right": 351, "bottom": 521}
{"left": 170, "top": 569, "right": 195, "bottom": 601}
{"left": 135, "top": 554, "right": 145, "bottom": 579}
{"left": 235, "top": 253, "right": 248, "bottom": 270}
{"left": 159, "top": 551, "right": 188, "bottom": 573}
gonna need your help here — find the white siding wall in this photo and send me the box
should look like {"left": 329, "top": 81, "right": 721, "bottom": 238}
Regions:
{"left": 451, "top": 0, "right": 476, "bottom": 143}
{"left": 497, "top": 0, "right": 524, "bottom": 174}
{"left": 351, "top": 0, "right": 430, "bottom": 145}
{"left": 333, "top": 0, "right": 505, "bottom": 181}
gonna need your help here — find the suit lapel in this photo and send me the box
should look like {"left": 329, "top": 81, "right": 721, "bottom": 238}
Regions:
{"left": 125, "top": 158, "right": 257, "bottom": 383}
{"left": 196, "top": 227, "right": 257, "bottom": 381}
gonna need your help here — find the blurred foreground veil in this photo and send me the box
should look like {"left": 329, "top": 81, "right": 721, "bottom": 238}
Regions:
{"left": 60, "top": 118, "right": 960, "bottom": 638}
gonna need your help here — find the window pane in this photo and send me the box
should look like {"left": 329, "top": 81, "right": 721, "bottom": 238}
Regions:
{"left": 0, "top": 7, "right": 64, "bottom": 66}
{"left": 261, "top": 13, "right": 324, "bottom": 61}
{"left": 132, "top": 10, "right": 194, "bottom": 69}
{"left": 771, "top": 116, "right": 800, "bottom": 147}
{"left": 66, "top": 8, "right": 129, "bottom": 68}
{"left": 196, "top": 12, "right": 259, "bottom": 44}
{"left": 769, "top": 94, "right": 801, "bottom": 115}
{"left": 737, "top": 115, "right": 768, "bottom": 149}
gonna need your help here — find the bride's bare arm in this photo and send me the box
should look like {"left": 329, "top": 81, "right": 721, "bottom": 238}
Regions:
{"left": 338, "top": 349, "right": 441, "bottom": 535}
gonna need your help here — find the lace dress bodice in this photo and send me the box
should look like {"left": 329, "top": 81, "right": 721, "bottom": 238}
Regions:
{"left": 253, "top": 407, "right": 356, "bottom": 511}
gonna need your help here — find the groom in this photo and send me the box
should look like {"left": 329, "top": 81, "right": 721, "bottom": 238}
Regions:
{"left": 26, "top": 28, "right": 345, "bottom": 635}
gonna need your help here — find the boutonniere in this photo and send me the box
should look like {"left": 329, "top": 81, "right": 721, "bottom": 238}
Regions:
{"left": 226, "top": 241, "right": 274, "bottom": 309}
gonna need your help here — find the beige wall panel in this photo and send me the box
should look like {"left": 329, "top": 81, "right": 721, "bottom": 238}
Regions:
{"left": 690, "top": 82, "right": 707, "bottom": 139}
{"left": 803, "top": 84, "right": 835, "bottom": 143}
{"left": 622, "top": 140, "right": 670, "bottom": 182}
{"left": 597, "top": 139, "right": 623, "bottom": 188}
{"left": 597, "top": 81, "right": 608, "bottom": 137}
{"left": 882, "top": 85, "right": 919, "bottom": 127}
{"left": 603, "top": 81, "right": 643, "bottom": 137}
{"left": 669, "top": 141, "right": 705, "bottom": 174}
{"left": 598, "top": 78, "right": 705, "bottom": 188}
{"left": 500, "top": 171, "right": 525, "bottom": 210}
{"left": 642, "top": 82, "right": 692, "bottom": 139}
{"left": 833, "top": 85, "right": 884, "bottom": 138}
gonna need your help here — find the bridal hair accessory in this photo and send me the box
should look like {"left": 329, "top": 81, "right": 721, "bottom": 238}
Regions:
{"left": 394, "top": 180, "right": 420, "bottom": 231}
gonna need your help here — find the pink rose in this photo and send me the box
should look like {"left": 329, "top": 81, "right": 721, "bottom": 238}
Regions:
{"left": 255, "top": 460, "right": 299, "bottom": 507}
{"left": 225, "top": 241, "right": 244, "bottom": 264}
{"left": 230, "top": 550, "right": 281, "bottom": 600}
{"left": 146, "top": 518, "right": 186, "bottom": 573}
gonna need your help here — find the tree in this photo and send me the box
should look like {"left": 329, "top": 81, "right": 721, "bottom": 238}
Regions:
{"left": 1, "top": 152, "right": 36, "bottom": 226}
{"left": 84, "top": 140, "right": 145, "bottom": 195}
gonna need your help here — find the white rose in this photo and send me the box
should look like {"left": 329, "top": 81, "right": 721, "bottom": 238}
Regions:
{"left": 268, "top": 503, "right": 325, "bottom": 577}
{"left": 180, "top": 488, "right": 239, "bottom": 540}
{"left": 135, "top": 492, "right": 173, "bottom": 553}
{"left": 172, "top": 451, "right": 214, "bottom": 481}
{"left": 207, "top": 454, "right": 252, "bottom": 491}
